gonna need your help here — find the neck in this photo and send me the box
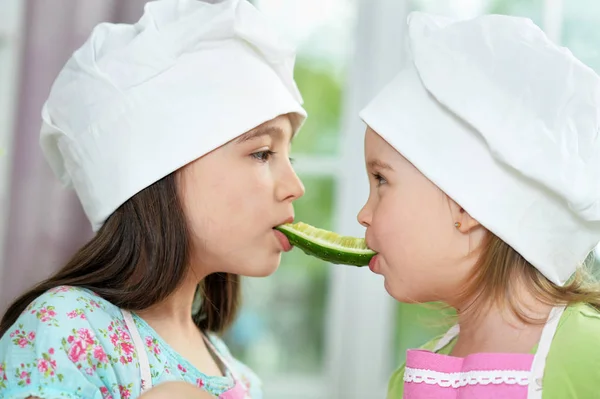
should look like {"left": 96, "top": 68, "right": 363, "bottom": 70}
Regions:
{"left": 136, "top": 268, "right": 203, "bottom": 330}
{"left": 449, "top": 280, "right": 554, "bottom": 356}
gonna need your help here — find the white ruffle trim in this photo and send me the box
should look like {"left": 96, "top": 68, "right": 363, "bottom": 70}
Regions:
{"left": 404, "top": 367, "right": 530, "bottom": 388}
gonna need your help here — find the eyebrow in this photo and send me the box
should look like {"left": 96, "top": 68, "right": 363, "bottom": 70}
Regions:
{"left": 236, "top": 126, "right": 289, "bottom": 144}
{"left": 367, "top": 159, "right": 394, "bottom": 171}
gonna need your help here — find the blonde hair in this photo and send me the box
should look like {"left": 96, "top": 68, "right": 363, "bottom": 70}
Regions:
{"left": 455, "top": 232, "right": 600, "bottom": 324}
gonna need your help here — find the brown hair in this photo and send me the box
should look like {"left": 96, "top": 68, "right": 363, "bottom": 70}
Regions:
{"left": 454, "top": 232, "right": 600, "bottom": 324}
{"left": 0, "top": 172, "right": 240, "bottom": 338}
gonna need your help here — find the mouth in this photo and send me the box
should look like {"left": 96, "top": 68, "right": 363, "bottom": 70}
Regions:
{"left": 275, "top": 216, "right": 295, "bottom": 227}
{"left": 365, "top": 235, "right": 380, "bottom": 273}
{"left": 364, "top": 235, "right": 377, "bottom": 253}
{"left": 368, "top": 254, "right": 379, "bottom": 273}
{"left": 273, "top": 229, "right": 293, "bottom": 252}
{"left": 273, "top": 216, "right": 294, "bottom": 252}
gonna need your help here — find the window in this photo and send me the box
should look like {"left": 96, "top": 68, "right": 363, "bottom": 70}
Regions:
{"left": 222, "top": 0, "right": 359, "bottom": 397}
{"left": 562, "top": 0, "right": 600, "bottom": 72}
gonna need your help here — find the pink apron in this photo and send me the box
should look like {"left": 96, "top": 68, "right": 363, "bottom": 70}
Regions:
{"left": 122, "top": 310, "right": 250, "bottom": 399}
{"left": 403, "top": 306, "right": 564, "bottom": 398}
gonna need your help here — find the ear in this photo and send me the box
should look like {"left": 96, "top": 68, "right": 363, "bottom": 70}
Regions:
{"left": 448, "top": 198, "right": 481, "bottom": 233}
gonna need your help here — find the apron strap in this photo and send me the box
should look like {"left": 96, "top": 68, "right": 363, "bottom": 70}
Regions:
{"left": 202, "top": 333, "right": 241, "bottom": 382}
{"left": 527, "top": 305, "right": 565, "bottom": 399}
{"left": 122, "top": 309, "right": 153, "bottom": 393}
{"left": 203, "top": 334, "right": 250, "bottom": 398}
{"left": 433, "top": 324, "right": 460, "bottom": 352}
{"left": 121, "top": 311, "right": 248, "bottom": 397}
{"left": 432, "top": 305, "right": 565, "bottom": 399}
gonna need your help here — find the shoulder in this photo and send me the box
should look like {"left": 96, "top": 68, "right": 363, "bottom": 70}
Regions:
{"left": 207, "top": 333, "right": 263, "bottom": 398}
{"left": 2, "top": 285, "right": 122, "bottom": 341}
{"left": 551, "top": 302, "right": 600, "bottom": 354}
{"left": 2, "top": 286, "right": 124, "bottom": 347}
{"left": 543, "top": 303, "right": 600, "bottom": 397}
{"left": 17, "top": 285, "right": 121, "bottom": 323}
{"left": 562, "top": 301, "right": 600, "bottom": 327}
{"left": 0, "top": 286, "right": 141, "bottom": 398}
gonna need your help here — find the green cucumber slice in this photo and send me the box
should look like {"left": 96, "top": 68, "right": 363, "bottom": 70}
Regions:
{"left": 275, "top": 222, "right": 376, "bottom": 266}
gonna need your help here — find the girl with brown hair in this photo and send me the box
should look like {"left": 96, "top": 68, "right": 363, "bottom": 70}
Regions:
{"left": 0, "top": 1, "right": 305, "bottom": 398}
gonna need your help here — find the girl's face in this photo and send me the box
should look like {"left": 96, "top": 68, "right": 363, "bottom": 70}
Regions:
{"left": 358, "top": 128, "right": 485, "bottom": 303}
{"left": 179, "top": 115, "right": 304, "bottom": 278}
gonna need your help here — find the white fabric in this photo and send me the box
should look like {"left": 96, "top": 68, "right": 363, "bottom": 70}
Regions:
{"left": 123, "top": 309, "right": 246, "bottom": 395}
{"left": 527, "top": 305, "right": 565, "bottom": 398}
{"left": 360, "top": 12, "right": 600, "bottom": 285}
{"left": 403, "top": 367, "right": 530, "bottom": 388}
{"left": 122, "top": 310, "right": 153, "bottom": 393}
{"left": 432, "top": 324, "right": 460, "bottom": 352}
{"left": 40, "top": 0, "right": 306, "bottom": 231}
{"left": 430, "top": 305, "right": 565, "bottom": 398}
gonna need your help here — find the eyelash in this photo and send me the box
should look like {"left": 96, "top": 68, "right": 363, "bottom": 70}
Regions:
{"left": 252, "top": 150, "right": 275, "bottom": 162}
{"left": 251, "top": 150, "right": 295, "bottom": 164}
{"left": 371, "top": 172, "right": 387, "bottom": 187}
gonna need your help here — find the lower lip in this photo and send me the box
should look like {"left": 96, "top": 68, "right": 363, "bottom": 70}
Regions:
{"left": 369, "top": 255, "right": 379, "bottom": 273}
{"left": 273, "top": 230, "right": 292, "bottom": 252}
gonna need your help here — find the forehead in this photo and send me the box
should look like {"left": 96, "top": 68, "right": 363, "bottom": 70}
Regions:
{"left": 364, "top": 127, "right": 417, "bottom": 172}
{"left": 236, "top": 115, "right": 294, "bottom": 143}
{"left": 365, "top": 127, "right": 398, "bottom": 157}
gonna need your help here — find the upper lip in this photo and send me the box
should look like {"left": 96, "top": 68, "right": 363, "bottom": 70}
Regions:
{"left": 365, "top": 235, "right": 377, "bottom": 252}
{"left": 275, "top": 216, "right": 294, "bottom": 228}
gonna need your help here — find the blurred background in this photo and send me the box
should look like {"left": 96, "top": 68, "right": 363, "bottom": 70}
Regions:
{"left": 1, "top": 0, "right": 600, "bottom": 398}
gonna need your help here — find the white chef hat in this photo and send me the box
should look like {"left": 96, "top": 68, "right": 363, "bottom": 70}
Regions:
{"left": 360, "top": 12, "right": 600, "bottom": 286}
{"left": 40, "top": 0, "right": 306, "bottom": 231}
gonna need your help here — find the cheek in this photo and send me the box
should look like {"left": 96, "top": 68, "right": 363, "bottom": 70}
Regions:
{"left": 372, "top": 189, "right": 450, "bottom": 266}
{"left": 185, "top": 168, "right": 275, "bottom": 256}
{"left": 370, "top": 196, "right": 403, "bottom": 246}
{"left": 373, "top": 191, "right": 466, "bottom": 302}
{"left": 372, "top": 190, "right": 426, "bottom": 248}
{"left": 221, "top": 169, "right": 273, "bottom": 227}
{"left": 197, "top": 166, "right": 271, "bottom": 218}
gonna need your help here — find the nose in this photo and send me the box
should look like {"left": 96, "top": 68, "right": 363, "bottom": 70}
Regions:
{"left": 357, "top": 201, "right": 371, "bottom": 227}
{"left": 277, "top": 163, "right": 305, "bottom": 202}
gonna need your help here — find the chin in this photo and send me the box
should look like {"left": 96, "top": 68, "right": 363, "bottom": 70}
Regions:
{"left": 383, "top": 278, "right": 395, "bottom": 298}
{"left": 242, "top": 254, "right": 281, "bottom": 277}
{"left": 247, "top": 265, "right": 279, "bottom": 278}
{"left": 251, "top": 268, "right": 278, "bottom": 278}
{"left": 383, "top": 278, "right": 410, "bottom": 303}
